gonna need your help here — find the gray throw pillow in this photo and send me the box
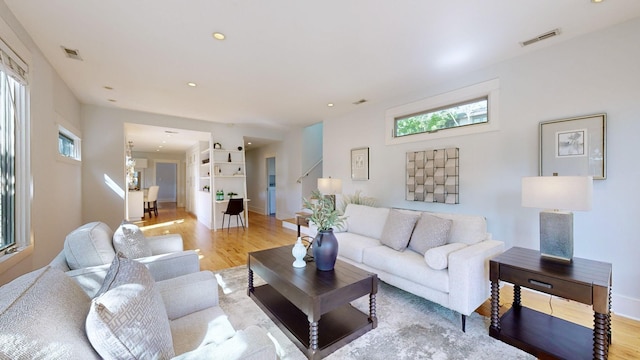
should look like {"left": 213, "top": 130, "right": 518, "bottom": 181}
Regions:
{"left": 64, "top": 222, "right": 115, "bottom": 270}
{"left": 408, "top": 213, "right": 453, "bottom": 255}
{"left": 379, "top": 210, "right": 421, "bottom": 251}
{"left": 87, "top": 253, "right": 175, "bottom": 359}
{"left": 112, "top": 220, "right": 152, "bottom": 259}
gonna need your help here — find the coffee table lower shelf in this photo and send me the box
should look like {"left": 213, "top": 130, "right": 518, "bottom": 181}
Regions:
{"left": 250, "top": 284, "right": 374, "bottom": 358}
{"left": 490, "top": 306, "right": 594, "bottom": 359}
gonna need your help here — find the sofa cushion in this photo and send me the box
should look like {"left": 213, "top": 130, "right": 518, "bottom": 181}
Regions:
{"left": 408, "top": 213, "right": 453, "bottom": 255}
{"left": 112, "top": 220, "right": 152, "bottom": 259}
{"left": 362, "top": 246, "right": 450, "bottom": 293}
{"left": 336, "top": 232, "right": 382, "bottom": 263}
{"left": 64, "top": 221, "right": 115, "bottom": 270}
{"left": 431, "top": 212, "right": 488, "bottom": 245}
{"left": 86, "top": 254, "right": 174, "bottom": 359}
{"left": 424, "top": 243, "right": 468, "bottom": 270}
{"left": 379, "top": 209, "right": 420, "bottom": 251}
{"left": 170, "top": 306, "right": 237, "bottom": 355}
{"left": 343, "top": 204, "right": 389, "bottom": 239}
{"left": 0, "top": 266, "right": 100, "bottom": 359}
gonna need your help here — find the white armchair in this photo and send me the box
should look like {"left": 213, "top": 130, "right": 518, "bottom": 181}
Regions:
{"left": 49, "top": 221, "right": 199, "bottom": 296}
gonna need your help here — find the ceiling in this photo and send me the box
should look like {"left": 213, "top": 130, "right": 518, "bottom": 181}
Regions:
{"left": 5, "top": 0, "right": 640, "bottom": 152}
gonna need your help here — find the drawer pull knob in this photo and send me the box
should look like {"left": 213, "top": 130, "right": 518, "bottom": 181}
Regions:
{"left": 528, "top": 279, "right": 552, "bottom": 289}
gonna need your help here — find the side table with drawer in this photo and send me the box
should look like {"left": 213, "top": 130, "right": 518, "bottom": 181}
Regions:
{"left": 489, "top": 247, "right": 612, "bottom": 359}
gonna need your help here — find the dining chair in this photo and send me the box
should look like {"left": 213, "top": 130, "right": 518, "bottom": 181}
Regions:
{"left": 222, "top": 198, "right": 245, "bottom": 232}
{"left": 144, "top": 185, "right": 159, "bottom": 217}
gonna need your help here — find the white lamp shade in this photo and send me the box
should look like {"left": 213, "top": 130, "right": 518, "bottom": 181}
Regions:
{"left": 318, "top": 178, "right": 342, "bottom": 195}
{"left": 522, "top": 176, "right": 593, "bottom": 211}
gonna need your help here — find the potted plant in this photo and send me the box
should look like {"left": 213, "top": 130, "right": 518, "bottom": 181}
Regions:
{"left": 227, "top": 191, "right": 238, "bottom": 199}
{"left": 302, "top": 190, "right": 346, "bottom": 271}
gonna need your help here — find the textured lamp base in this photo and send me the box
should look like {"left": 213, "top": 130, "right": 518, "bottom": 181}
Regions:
{"left": 540, "top": 211, "right": 573, "bottom": 262}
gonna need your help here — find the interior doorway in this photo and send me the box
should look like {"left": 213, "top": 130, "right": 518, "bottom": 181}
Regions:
{"left": 156, "top": 162, "right": 177, "bottom": 203}
{"left": 266, "top": 157, "right": 276, "bottom": 216}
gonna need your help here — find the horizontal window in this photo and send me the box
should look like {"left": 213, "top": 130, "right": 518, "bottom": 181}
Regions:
{"left": 394, "top": 97, "right": 488, "bottom": 137}
{"left": 385, "top": 79, "right": 500, "bottom": 145}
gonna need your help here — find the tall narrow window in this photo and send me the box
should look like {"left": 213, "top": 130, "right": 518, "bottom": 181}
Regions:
{"left": 58, "top": 125, "right": 81, "bottom": 161}
{"left": 0, "top": 38, "right": 29, "bottom": 253}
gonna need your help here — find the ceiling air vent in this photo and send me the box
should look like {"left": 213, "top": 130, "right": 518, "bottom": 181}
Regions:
{"left": 352, "top": 99, "right": 367, "bottom": 105}
{"left": 520, "top": 29, "right": 560, "bottom": 47}
{"left": 61, "top": 46, "right": 83, "bottom": 60}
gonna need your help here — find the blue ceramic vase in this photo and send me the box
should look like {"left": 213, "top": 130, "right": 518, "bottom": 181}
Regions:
{"left": 313, "top": 229, "right": 338, "bottom": 271}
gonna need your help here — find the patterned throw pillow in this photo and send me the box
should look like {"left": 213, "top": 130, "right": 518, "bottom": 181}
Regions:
{"left": 379, "top": 210, "right": 421, "bottom": 251}
{"left": 86, "top": 254, "right": 174, "bottom": 359}
{"left": 112, "top": 220, "right": 152, "bottom": 259}
{"left": 408, "top": 213, "right": 453, "bottom": 255}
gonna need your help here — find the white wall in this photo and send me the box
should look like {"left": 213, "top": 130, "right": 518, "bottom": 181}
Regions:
{"left": 0, "top": 2, "right": 83, "bottom": 284}
{"left": 322, "top": 18, "right": 640, "bottom": 319}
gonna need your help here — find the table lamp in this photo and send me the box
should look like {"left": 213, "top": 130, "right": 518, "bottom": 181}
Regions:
{"left": 317, "top": 177, "right": 342, "bottom": 210}
{"left": 521, "top": 175, "right": 593, "bottom": 262}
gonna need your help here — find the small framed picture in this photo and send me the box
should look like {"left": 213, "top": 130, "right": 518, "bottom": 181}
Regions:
{"left": 539, "top": 114, "right": 606, "bottom": 179}
{"left": 351, "top": 147, "right": 369, "bottom": 180}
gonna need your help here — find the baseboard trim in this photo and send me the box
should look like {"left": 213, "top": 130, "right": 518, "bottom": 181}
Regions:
{"left": 612, "top": 293, "right": 640, "bottom": 320}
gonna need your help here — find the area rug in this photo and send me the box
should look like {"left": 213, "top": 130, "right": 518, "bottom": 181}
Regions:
{"left": 215, "top": 265, "right": 534, "bottom": 360}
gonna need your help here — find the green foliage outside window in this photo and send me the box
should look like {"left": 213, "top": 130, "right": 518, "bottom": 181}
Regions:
{"left": 395, "top": 97, "right": 488, "bottom": 137}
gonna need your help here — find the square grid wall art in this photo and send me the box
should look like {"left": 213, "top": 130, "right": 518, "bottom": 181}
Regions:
{"left": 406, "top": 148, "right": 459, "bottom": 204}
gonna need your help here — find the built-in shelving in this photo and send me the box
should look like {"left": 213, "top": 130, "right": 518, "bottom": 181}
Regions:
{"left": 191, "top": 141, "right": 248, "bottom": 230}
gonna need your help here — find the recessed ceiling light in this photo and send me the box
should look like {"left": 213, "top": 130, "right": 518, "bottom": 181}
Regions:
{"left": 592, "top": 0, "right": 603, "bottom": 3}
{"left": 212, "top": 32, "right": 226, "bottom": 41}
{"left": 327, "top": 103, "right": 334, "bottom": 107}
{"left": 247, "top": 142, "right": 252, "bottom": 145}
{"left": 187, "top": 82, "right": 197, "bottom": 87}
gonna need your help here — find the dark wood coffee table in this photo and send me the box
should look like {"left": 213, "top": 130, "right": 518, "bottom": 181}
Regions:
{"left": 248, "top": 245, "right": 378, "bottom": 359}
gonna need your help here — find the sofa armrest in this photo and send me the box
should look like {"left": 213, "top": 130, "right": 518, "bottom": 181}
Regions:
{"left": 49, "top": 251, "right": 71, "bottom": 271}
{"left": 157, "top": 271, "right": 219, "bottom": 320}
{"left": 172, "top": 325, "right": 277, "bottom": 360}
{"left": 66, "top": 250, "right": 200, "bottom": 297}
{"left": 447, "top": 239, "right": 504, "bottom": 315}
{"left": 148, "top": 233, "right": 184, "bottom": 255}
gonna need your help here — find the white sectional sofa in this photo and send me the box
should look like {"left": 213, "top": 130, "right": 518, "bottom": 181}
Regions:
{"left": 333, "top": 204, "right": 504, "bottom": 331}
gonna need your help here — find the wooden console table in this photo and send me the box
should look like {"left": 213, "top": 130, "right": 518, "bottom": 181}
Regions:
{"left": 489, "top": 247, "right": 612, "bottom": 359}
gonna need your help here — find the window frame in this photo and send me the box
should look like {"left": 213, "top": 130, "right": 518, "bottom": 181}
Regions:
{"left": 57, "top": 123, "right": 82, "bottom": 162}
{"left": 0, "top": 31, "right": 32, "bottom": 272}
{"left": 385, "top": 79, "right": 500, "bottom": 145}
{"left": 394, "top": 96, "right": 489, "bottom": 138}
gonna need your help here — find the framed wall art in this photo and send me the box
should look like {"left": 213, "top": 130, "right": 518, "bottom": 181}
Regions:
{"left": 539, "top": 113, "right": 606, "bottom": 179}
{"left": 351, "top": 147, "right": 369, "bottom": 180}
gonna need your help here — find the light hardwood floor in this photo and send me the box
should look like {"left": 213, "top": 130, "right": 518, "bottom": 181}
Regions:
{"left": 139, "top": 203, "right": 639, "bottom": 359}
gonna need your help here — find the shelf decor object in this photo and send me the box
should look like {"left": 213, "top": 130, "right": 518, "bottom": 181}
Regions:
{"left": 521, "top": 175, "right": 593, "bottom": 262}
{"left": 539, "top": 113, "right": 606, "bottom": 179}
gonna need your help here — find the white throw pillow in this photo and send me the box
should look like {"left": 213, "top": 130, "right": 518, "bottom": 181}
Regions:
{"left": 86, "top": 254, "right": 174, "bottom": 360}
{"left": 343, "top": 204, "right": 390, "bottom": 239}
{"left": 408, "top": 213, "right": 453, "bottom": 255}
{"left": 379, "top": 209, "right": 420, "bottom": 251}
{"left": 0, "top": 266, "right": 100, "bottom": 359}
{"left": 112, "top": 220, "right": 152, "bottom": 259}
{"left": 424, "top": 243, "right": 467, "bottom": 270}
{"left": 64, "top": 222, "right": 115, "bottom": 270}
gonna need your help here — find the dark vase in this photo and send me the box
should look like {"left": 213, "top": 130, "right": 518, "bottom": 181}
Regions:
{"left": 313, "top": 229, "right": 338, "bottom": 271}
